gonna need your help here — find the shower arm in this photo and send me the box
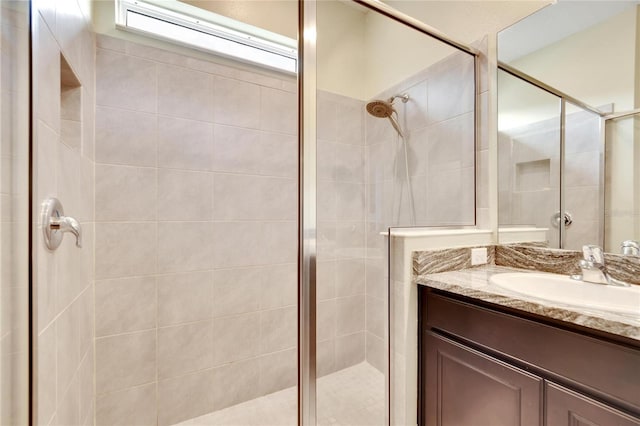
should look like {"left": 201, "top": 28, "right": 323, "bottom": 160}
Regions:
{"left": 388, "top": 93, "right": 410, "bottom": 104}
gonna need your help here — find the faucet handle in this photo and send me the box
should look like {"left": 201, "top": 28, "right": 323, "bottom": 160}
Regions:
{"left": 582, "top": 245, "right": 604, "bottom": 264}
{"left": 41, "top": 198, "right": 82, "bottom": 250}
{"left": 50, "top": 216, "right": 82, "bottom": 248}
{"left": 621, "top": 240, "right": 639, "bottom": 256}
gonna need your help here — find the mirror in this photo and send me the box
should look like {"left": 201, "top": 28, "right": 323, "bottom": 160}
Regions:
{"left": 497, "top": 70, "right": 562, "bottom": 248}
{"left": 497, "top": 0, "right": 640, "bottom": 252}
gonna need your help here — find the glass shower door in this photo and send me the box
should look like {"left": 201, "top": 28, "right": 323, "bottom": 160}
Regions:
{"left": 30, "top": 0, "right": 300, "bottom": 423}
{"left": 604, "top": 112, "right": 640, "bottom": 252}
{"left": 312, "top": 2, "right": 477, "bottom": 424}
{"left": 0, "top": 1, "right": 30, "bottom": 424}
{"left": 498, "top": 69, "right": 562, "bottom": 247}
{"left": 563, "top": 102, "right": 603, "bottom": 250}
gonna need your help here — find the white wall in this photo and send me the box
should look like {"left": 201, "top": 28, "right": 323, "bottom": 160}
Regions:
{"left": 499, "top": 7, "right": 639, "bottom": 131}
{"left": 388, "top": 0, "right": 549, "bottom": 43}
{"left": 497, "top": 69, "right": 561, "bottom": 131}
{"left": 92, "top": 35, "right": 302, "bottom": 425}
{"left": 511, "top": 6, "right": 638, "bottom": 112}
{"left": 316, "top": 1, "right": 367, "bottom": 100}
{"left": 180, "top": 0, "right": 549, "bottom": 48}
{"left": 181, "top": 0, "right": 297, "bottom": 39}
{"left": 363, "top": 10, "right": 457, "bottom": 99}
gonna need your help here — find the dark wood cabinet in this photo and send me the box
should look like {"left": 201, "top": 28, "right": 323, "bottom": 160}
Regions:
{"left": 546, "top": 382, "right": 640, "bottom": 426}
{"left": 424, "top": 331, "right": 542, "bottom": 426}
{"left": 419, "top": 288, "right": 640, "bottom": 426}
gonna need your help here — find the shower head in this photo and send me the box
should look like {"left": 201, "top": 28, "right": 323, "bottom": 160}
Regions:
{"left": 365, "top": 94, "right": 409, "bottom": 118}
{"left": 366, "top": 100, "right": 395, "bottom": 118}
{"left": 365, "top": 93, "right": 409, "bottom": 137}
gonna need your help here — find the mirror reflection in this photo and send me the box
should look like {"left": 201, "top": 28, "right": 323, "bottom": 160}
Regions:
{"left": 497, "top": 70, "right": 562, "bottom": 248}
{"left": 497, "top": 0, "right": 640, "bottom": 252}
{"left": 499, "top": 1, "right": 639, "bottom": 111}
{"left": 605, "top": 114, "right": 640, "bottom": 252}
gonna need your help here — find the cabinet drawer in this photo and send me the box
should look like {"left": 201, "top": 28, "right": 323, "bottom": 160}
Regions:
{"left": 424, "top": 290, "right": 640, "bottom": 413}
{"left": 546, "top": 382, "right": 640, "bottom": 426}
{"left": 424, "top": 331, "right": 542, "bottom": 426}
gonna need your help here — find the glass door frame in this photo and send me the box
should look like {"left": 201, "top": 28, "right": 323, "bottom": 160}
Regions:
{"left": 601, "top": 108, "right": 640, "bottom": 251}
{"left": 497, "top": 62, "right": 609, "bottom": 249}
{"left": 297, "top": 1, "right": 480, "bottom": 424}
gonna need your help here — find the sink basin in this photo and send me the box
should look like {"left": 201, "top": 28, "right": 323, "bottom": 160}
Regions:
{"left": 489, "top": 273, "right": 640, "bottom": 315}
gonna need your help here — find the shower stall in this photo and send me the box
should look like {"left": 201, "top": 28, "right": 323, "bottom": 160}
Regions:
{"left": 497, "top": 64, "right": 640, "bottom": 252}
{"left": 1, "top": 0, "right": 479, "bottom": 424}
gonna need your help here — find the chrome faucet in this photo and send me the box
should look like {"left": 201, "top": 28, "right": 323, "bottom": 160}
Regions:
{"left": 572, "top": 245, "right": 630, "bottom": 287}
{"left": 41, "top": 197, "right": 82, "bottom": 250}
{"left": 50, "top": 215, "right": 82, "bottom": 248}
{"left": 621, "top": 240, "right": 639, "bottom": 257}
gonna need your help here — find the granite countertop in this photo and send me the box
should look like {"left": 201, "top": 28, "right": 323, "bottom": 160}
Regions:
{"left": 415, "top": 265, "right": 640, "bottom": 341}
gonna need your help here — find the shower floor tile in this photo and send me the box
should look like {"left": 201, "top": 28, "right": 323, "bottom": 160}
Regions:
{"left": 175, "top": 362, "right": 385, "bottom": 426}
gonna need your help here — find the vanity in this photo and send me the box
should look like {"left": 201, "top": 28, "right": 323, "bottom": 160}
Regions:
{"left": 416, "top": 264, "right": 640, "bottom": 426}
{"left": 413, "top": 1, "right": 640, "bottom": 423}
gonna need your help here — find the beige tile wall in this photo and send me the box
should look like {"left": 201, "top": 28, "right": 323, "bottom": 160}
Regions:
{"left": 498, "top": 107, "right": 602, "bottom": 250}
{"left": 498, "top": 117, "right": 561, "bottom": 246}
{"left": 364, "top": 49, "right": 478, "bottom": 374}
{"left": 366, "top": 50, "right": 476, "bottom": 230}
{"left": 563, "top": 109, "right": 601, "bottom": 249}
{"left": 32, "top": 0, "right": 96, "bottom": 425}
{"left": 316, "top": 91, "right": 368, "bottom": 378}
{"left": 93, "top": 35, "right": 301, "bottom": 426}
{"left": 1, "top": 2, "right": 30, "bottom": 424}
{"left": 475, "top": 37, "right": 491, "bottom": 230}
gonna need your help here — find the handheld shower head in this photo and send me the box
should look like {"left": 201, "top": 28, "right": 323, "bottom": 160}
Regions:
{"left": 365, "top": 93, "right": 409, "bottom": 137}
{"left": 366, "top": 100, "right": 394, "bottom": 118}
{"left": 387, "top": 113, "right": 405, "bottom": 138}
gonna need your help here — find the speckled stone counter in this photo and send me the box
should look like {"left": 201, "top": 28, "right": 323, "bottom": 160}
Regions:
{"left": 496, "top": 244, "right": 640, "bottom": 286}
{"left": 414, "top": 265, "right": 640, "bottom": 341}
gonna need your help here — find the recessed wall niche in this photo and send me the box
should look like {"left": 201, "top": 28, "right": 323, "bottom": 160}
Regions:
{"left": 60, "top": 54, "right": 82, "bottom": 150}
{"left": 515, "top": 158, "right": 551, "bottom": 192}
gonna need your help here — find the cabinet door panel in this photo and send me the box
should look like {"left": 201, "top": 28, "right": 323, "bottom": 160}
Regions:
{"left": 546, "top": 382, "right": 640, "bottom": 426}
{"left": 425, "top": 292, "right": 640, "bottom": 413}
{"left": 424, "top": 331, "right": 542, "bottom": 426}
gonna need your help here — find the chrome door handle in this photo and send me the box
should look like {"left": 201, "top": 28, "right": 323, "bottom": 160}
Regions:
{"left": 41, "top": 197, "right": 82, "bottom": 249}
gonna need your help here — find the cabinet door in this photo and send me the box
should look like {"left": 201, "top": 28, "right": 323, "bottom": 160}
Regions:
{"left": 424, "top": 332, "right": 542, "bottom": 426}
{"left": 546, "top": 382, "right": 640, "bottom": 426}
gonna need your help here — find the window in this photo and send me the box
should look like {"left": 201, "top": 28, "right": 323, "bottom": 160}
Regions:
{"left": 116, "top": 0, "right": 297, "bottom": 73}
